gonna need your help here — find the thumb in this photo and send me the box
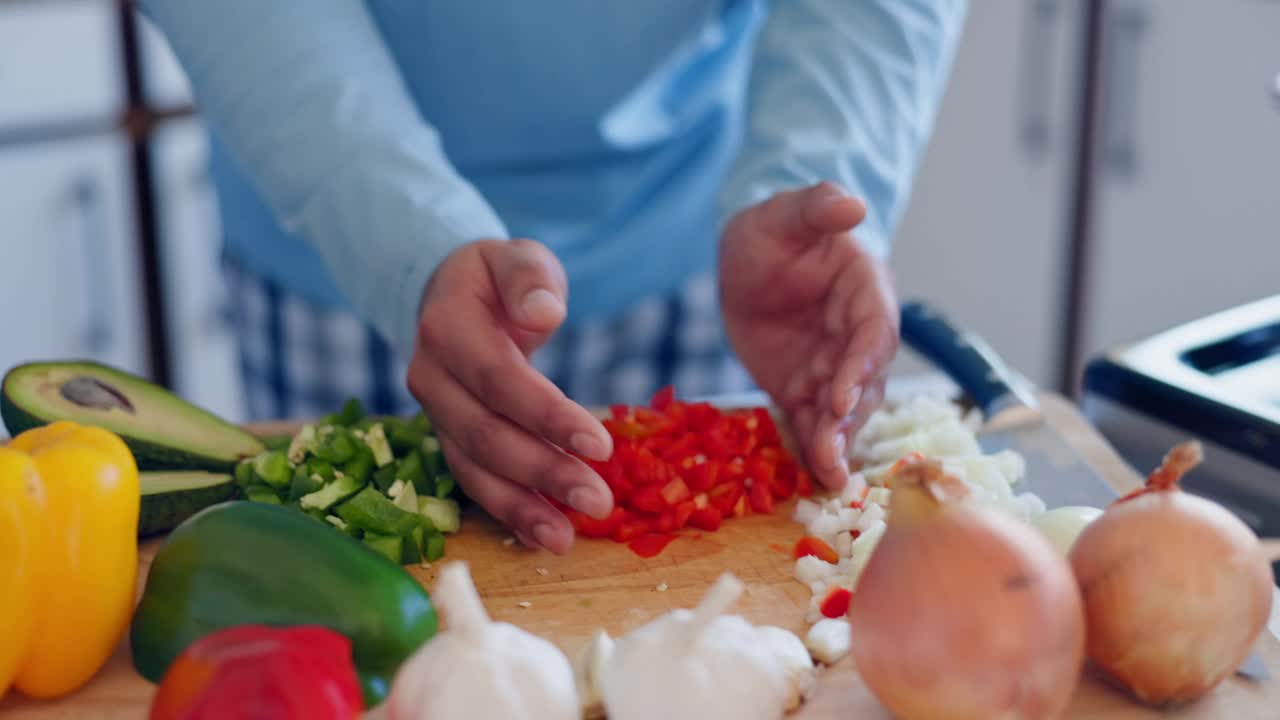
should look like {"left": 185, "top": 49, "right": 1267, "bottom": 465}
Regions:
{"left": 758, "top": 181, "right": 867, "bottom": 243}
{"left": 482, "top": 238, "right": 569, "bottom": 335}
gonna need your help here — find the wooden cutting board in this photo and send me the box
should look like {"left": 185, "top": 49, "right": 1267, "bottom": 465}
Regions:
{"left": 3, "top": 393, "right": 1279, "bottom": 719}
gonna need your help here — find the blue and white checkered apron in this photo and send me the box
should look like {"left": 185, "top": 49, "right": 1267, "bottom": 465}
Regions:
{"left": 222, "top": 253, "right": 756, "bottom": 420}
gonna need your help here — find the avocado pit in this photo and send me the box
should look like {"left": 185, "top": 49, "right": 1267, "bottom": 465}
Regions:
{"left": 60, "top": 376, "right": 136, "bottom": 414}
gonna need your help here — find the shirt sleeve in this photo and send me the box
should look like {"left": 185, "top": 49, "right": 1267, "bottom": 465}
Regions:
{"left": 719, "top": 0, "right": 968, "bottom": 260}
{"left": 138, "top": 0, "right": 508, "bottom": 357}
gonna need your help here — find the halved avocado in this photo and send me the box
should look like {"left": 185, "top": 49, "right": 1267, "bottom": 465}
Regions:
{"left": 140, "top": 471, "right": 239, "bottom": 537}
{"left": 1, "top": 360, "right": 264, "bottom": 472}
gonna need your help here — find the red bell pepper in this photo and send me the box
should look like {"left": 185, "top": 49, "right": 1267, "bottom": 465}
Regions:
{"left": 569, "top": 507, "right": 626, "bottom": 539}
{"left": 749, "top": 480, "right": 776, "bottom": 514}
{"left": 611, "top": 519, "right": 651, "bottom": 543}
{"left": 687, "top": 507, "right": 723, "bottom": 531}
{"left": 752, "top": 407, "right": 781, "bottom": 445}
{"left": 659, "top": 432, "right": 700, "bottom": 462}
{"left": 683, "top": 458, "right": 718, "bottom": 492}
{"left": 629, "top": 485, "right": 666, "bottom": 514}
{"left": 819, "top": 587, "right": 853, "bottom": 618}
{"left": 576, "top": 390, "right": 816, "bottom": 556}
{"left": 650, "top": 385, "right": 675, "bottom": 412}
{"left": 659, "top": 477, "right": 692, "bottom": 506}
{"left": 149, "top": 625, "right": 362, "bottom": 720}
{"left": 628, "top": 533, "right": 678, "bottom": 559}
{"left": 794, "top": 536, "right": 839, "bottom": 563}
{"left": 672, "top": 500, "right": 696, "bottom": 529}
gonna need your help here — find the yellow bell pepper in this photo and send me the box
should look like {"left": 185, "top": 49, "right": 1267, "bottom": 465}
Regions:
{"left": 0, "top": 421, "right": 139, "bottom": 701}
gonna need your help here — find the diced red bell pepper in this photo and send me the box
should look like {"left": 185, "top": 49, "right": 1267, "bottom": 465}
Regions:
{"left": 659, "top": 432, "right": 700, "bottom": 462}
{"left": 819, "top": 587, "right": 853, "bottom": 618}
{"left": 659, "top": 477, "right": 691, "bottom": 506}
{"left": 685, "top": 402, "right": 720, "bottom": 431}
{"left": 664, "top": 400, "right": 687, "bottom": 428}
{"left": 650, "top": 385, "right": 675, "bottom": 412}
{"left": 633, "top": 408, "right": 679, "bottom": 436}
{"left": 708, "top": 481, "right": 744, "bottom": 517}
{"left": 721, "top": 459, "right": 747, "bottom": 486}
{"left": 610, "top": 403, "right": 630, "bottom": 420}
{"left": 752, "top": 407, "right": 781, "bottom": 446}
{"left": 749, "top": 479, "right": 775, "bottom": 514}
{"left": 570, "top": 507, "right": 626, "bottom": 539}
{"left": 687, "top": 507, "right": 723, "bottom": 531}
{"left": 629, "top": 485, "right": 666, "bottom": 514}
{"left": 628, "top": 533, "right": 678, "bottom": 558}
{"left": 701, "top": 418, "right": 738, "bottom": 458}
{"left": 612, "top": 519, "right": 652, "bottom": 543}
{"left": 683, "top": 458, "right": 719, "bottom": 492}
{"left": 673, "top": 500, "right": 696, "bottom": 529}
{"left": 628, "top": 447, "right": 666, "bottom": 485}
{"left": 731, "top": 495, "right": 748, "bottom": 518}
{"left": 654, "top": 511, "right": 676, "bottom": 534}
{"left": 794, "top": 535, "right": 839, "bottom": 563}
{"left": 604, "top": 417, "right": 650, "bottom": 439}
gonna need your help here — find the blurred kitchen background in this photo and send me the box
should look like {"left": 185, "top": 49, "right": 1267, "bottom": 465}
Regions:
{"left": 2, "top": 0, "right": 1277, "bottom": 493}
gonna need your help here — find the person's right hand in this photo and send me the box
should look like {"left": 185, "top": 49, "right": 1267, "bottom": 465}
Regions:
{"left": 406, "top": 239, "right": 614, "bottom": 555}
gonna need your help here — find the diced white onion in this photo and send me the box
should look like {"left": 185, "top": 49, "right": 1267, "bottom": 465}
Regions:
{"left": 805, "top": 618, "right": 852, "bottom": 665}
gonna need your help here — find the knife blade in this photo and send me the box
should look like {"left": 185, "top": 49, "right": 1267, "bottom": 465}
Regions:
{"left": 899, "top": 299, "right": 1271, "bottom": 681}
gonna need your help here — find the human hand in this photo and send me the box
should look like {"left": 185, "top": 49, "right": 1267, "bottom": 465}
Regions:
{"left": 720, "top": 182, "right": 900, "bottom": 490}
{"left": 407, "top": 239, "right": 614, "bottom": 555}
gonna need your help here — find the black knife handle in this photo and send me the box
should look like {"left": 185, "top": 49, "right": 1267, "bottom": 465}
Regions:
{"left": 899, "top": 300, "right": 1035, "bottom": 417}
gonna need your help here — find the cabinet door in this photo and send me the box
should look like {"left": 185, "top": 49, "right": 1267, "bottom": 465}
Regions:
{"left": 151, "top": 121, "right": 247, "bottom": 422}
{"left": 889, "top": 0, "right": 1085, "bottom": 389}
{"left": 0, "top": 2, "right": 122, "bottom": 129}
{"left": 1084, "top": 0, "right": 1280, "bottom": 358}
{"left": 0, "top": 136, "right": 147, "bottom": 378}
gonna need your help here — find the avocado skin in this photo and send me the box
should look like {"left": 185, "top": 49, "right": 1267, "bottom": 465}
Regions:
{"left": 138, "top": 472, "right": 241, "bottom": 537}
{"left": 1, "top": 361, "right": 263, "bottom": 472}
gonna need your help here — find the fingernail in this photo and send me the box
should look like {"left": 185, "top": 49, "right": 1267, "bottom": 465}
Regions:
{"left": 819, "top": 190, "right": 847, "bottom": 208}
{"left": 832, "top": 432, "right": 847, "bottom": 461}
{"left": 568, "top": 487, "right": 611, "bottom": 519}
{"left": 571, "top": 432, "right": 611, "bottom": 461}
{"left": 521, "top": 288, "right": 563, "bottom": 324}
{"left": 843, "top": 385, "right": 862, "bottom": 416}
{"left": 532, "top": 523, "right": 558, "bottom": 550}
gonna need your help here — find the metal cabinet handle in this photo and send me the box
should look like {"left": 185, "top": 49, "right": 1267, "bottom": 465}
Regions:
{"left": 1102, "top": 3, "right": 1149, "bottom": 178}
{"left": 71, "top": 175, "right": 115, "bottom": 354}
{"left": 1017, "top": 0, "right": 1059, "bottom": 159}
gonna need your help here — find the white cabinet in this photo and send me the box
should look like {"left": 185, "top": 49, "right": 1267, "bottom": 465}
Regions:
{"left": 150, "top": 120, "right": 246, "bottom": 422}
{"left": 1082, "top": 0, "right": 1280, "bottom": 360}
{"left": 0, "top": 136, "right": 146, "bottom": 378}
{"left": 888, "top": 0, "right": 1084, "bottom": 389}
{"left": 0, "top": 2, "right": 122, "bottom": 128}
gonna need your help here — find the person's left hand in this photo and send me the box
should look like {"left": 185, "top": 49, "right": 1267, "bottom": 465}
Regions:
{"left": 720, "top": 182, "right": 900, "bottom": 491}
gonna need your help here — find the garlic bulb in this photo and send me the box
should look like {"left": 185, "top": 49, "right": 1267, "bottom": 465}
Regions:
{"left": 574, "top": 630, "right": 614, "bottom": 720}
{"left": 755, "top": 626, "right": 816, "bottom": 711}
{"left": 600, "top": 574, "right": 791, "bottom": 720}
{"left": 386, "top": 561, "right": 578, "bottom": 720}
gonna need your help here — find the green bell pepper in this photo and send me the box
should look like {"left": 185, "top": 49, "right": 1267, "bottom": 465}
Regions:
{"left": 130, "top": 500, "right": 437, "bottom": 706}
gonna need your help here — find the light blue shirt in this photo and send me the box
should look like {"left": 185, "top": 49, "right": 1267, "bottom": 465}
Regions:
{"left": 139, "top": 0, "right": 966, "bottom": 358}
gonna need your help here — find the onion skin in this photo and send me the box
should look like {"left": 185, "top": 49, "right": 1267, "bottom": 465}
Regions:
{"left": 1068, "top": 444, "right": 1273, "bottom": 706}
{"left": 849, "top": 458, "right": 1085, "bottom": 720}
